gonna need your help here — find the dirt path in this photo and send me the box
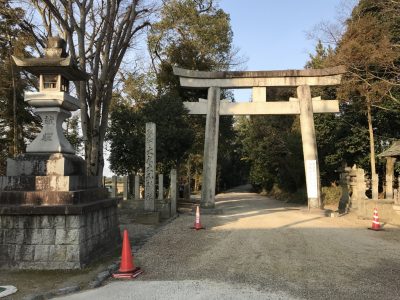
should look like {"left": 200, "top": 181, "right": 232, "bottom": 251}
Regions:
{"left": 58, "top": 187, "right": 400, "bottom": 299}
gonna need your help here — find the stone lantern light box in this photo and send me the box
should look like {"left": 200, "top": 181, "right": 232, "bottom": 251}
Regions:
{"left": 12, "top": 36, "right": 88, "bottom": 154}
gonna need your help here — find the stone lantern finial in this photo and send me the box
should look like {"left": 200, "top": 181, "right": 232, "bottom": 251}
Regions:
{"left": 45, "top": 36, "right": 68, "bottom": 58}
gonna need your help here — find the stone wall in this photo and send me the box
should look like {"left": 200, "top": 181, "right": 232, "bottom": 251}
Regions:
{"left": 0, "top": 205, "right": 120, "bottom": 269}
{"left": 355, "top": 199, "right": 400, "bottom": 226}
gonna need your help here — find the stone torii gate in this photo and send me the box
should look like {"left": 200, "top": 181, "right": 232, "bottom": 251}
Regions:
{"left": 173, "top": 66, "right": 345, "bottom": 210}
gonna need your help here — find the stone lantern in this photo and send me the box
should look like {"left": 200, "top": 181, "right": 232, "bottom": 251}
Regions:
{"left": 0, "top": 37, "right": 120, "bottom": 270}
{"left": 378, "top": 141, "right": 400, "bottom": 199}
{"left": 12, "top": 36, "right": 87, "bottom": 154}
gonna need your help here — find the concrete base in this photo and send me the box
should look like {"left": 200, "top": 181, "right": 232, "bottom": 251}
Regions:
{"left": 0, "top": 199, "right": 120, "bottom": 269}
{"left": 355, "top": 199, "right": 400, "bottom": 226}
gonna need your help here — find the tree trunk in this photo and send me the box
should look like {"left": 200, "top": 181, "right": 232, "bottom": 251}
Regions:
{"left": 367, "top": 97, "right": 377, "bottom": 197}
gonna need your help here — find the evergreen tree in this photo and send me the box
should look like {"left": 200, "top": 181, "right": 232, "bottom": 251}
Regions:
{"left": 0, "top": 2, "right": 39, "bottom": 175}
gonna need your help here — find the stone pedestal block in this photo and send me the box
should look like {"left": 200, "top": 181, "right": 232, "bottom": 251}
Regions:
{"left": 27, "top": 107, "right": 75, "bottom": 154}
{"left": 7, "top": 153, "right": 86, "bottom": 176}
{"left": 0, "top": 200, "right": 120, "bottom": 269}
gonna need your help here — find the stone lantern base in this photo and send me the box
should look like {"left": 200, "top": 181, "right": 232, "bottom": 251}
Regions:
{"left": 0, "top": 153, "right": 121, "bottom": 270}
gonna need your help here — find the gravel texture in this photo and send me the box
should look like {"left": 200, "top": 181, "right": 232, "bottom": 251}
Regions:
{"left": 57, "top": 185, "right": 400, "bottom": 299}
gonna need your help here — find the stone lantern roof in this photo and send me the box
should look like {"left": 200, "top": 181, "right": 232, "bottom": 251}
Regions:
{"left": 12, "top": 36, "right": 88, "bottom": 81}
{"left": 378, "top": 141, "right": 400, "bottom": 158}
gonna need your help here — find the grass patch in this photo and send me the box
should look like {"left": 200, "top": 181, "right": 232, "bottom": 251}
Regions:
{"left": 321, "top": 185, "right": 341, "bottom": 206}
{"left": 262, "top": 184, "right": 307, "bottom": 204}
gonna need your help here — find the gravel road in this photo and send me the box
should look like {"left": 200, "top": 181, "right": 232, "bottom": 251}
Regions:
{"left": 56, "top": 186, "right": 400, "bottom": 299}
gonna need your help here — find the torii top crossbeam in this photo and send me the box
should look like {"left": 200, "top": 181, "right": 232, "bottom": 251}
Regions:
{"left": 173, "top": 66, "right": 346, "bottom": 88}
{"left": 173, "top": 66, "right": 346, "bottom": 116}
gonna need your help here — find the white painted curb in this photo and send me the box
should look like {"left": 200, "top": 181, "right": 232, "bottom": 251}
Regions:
{"left": 0, "top": 285, "right": 18, "bottom": 298}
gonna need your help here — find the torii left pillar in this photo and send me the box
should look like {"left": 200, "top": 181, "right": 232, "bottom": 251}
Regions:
{"left": 298, "top": 85, "right": 321, "bottom": 208}
{"left": 201, "top": 87, "right": 220, "bottom": 208}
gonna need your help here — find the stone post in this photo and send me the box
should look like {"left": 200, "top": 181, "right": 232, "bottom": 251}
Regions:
{"left": 372, "top": 173, "right": 379, "bottom": 200}
{"left": 201, "top": 87, "right": 220, "bottom": 208}
{"left": 134, "top": 175, "right": 140, "bottom": 200}
{"left": 297, "top": 85, "right": 321, "bottom": 209}
{"left": 338, "top": 169, "right": 350, "bottom": 213}
{"left": 356, "top": 168, "right": 366, "bottom": 215}
{"left": 158, "top": 174, "right": 164, "bottom": 200}
{"left": 170, "top": 169, "right": 177, "bottom": 216}
{"left": 145, "top": 122, "right": 156, "bottom": 211}
{"left": 385, "top": 157, "right": 396, "bottom": 199}
{"left": 123, "top": 176, "right": 128, "bottom": 201}
{"left": 111, "top": 175, "right": 117, "bottom": 198}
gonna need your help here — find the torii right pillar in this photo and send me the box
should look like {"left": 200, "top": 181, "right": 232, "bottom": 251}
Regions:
{"left": 298, "top": 85, "right": 321, "bottom": 208}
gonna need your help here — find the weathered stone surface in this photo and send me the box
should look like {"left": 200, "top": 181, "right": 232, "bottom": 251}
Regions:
{"left": 158, "top": 174, "right": 163, "bottom": 200}
{"left": 170, "top": 169, "right": 177, "bottom": 216}
{"left": 297, "top": 85, "right": 321, "bottom": 209}
{"left": 123, "top": 176, "right": 128, "bottom": 200}
{"left": 144, "top": 122, "right": 156, "bottom": 211}
{"left": 0, "top": 187, "right": 109, "bottom": 206}
{"left": 173, "top": 65, "right": 346, "bottom": 79}
{"left": 184, "top": 100, "right": 339, "bottom": 115}
{"left": 201, "top": 87, "right": 220, "bottom": 208}
{"left": 26, "top": 107, "right": 75, "bottom": 154}
{"left": 134, "top": 175, "right": 140, "bottom": 200}
{"left": 0, "top": 175, "right": 99, "bottom": 192}
{"left": 6, "top": 153, "right": 86, "bottom": 177}
{"left": 0, "top": 204, "right": 120, "bottom": 269}
{"left": 111, "top": 176, "right": 117, "bottom": 198}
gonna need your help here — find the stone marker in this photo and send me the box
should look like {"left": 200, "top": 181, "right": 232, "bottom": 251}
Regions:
{"left": 158, "top": 174, "right": 164, "bottom": 200}
{"left": 145, "top": 122, "right": 156, "bottom": 211}
{"left": 111, "top": 176, "right": 117, "bottom": 198}
{"left": 170, "top": 169, "right": 177, "bottom": 216}
{"left": 123, "top": 176, "right": 128, "bottom": 200}
{"left": 134, "top": 175, "right": 140, "bottom": 200}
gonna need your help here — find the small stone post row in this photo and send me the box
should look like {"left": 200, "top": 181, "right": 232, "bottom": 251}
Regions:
{"left": 135, "top": 175, "right": 140, "bottom": 199}
{"left": 123, "top": 176, "right": 128, "bottom": 200}
{"left": 111, "top": 176, "right": 117, "bottom": 198}
{"left": 170, "top": 169, "right": 177, "bottom": 216}
{"left": 158, "top": 174, "right": 164, "bottom": 200}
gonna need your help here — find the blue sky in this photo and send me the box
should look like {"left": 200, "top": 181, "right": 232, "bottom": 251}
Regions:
{"left": 216, "top": 0, "right": 355, "bottom": 101}
{"left": 218, "top": 0, "right": 352, "bottom": 71}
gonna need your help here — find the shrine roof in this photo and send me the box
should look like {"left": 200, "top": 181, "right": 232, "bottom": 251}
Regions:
{"left": 378, "top": 141, "right": 400, "bottom": 157}
{"left": 12, "top": 56, "right": 88, "bottom": 81}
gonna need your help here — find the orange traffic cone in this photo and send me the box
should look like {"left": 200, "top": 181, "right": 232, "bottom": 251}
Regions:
{"left": 368, "top": 207, "right": 384, "bottom": 231}
{"left": 112, "top": 229, "right": 143, "bottom": 279}
{"left": 191, "top": 205, "right": 205, "bottom": 230}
